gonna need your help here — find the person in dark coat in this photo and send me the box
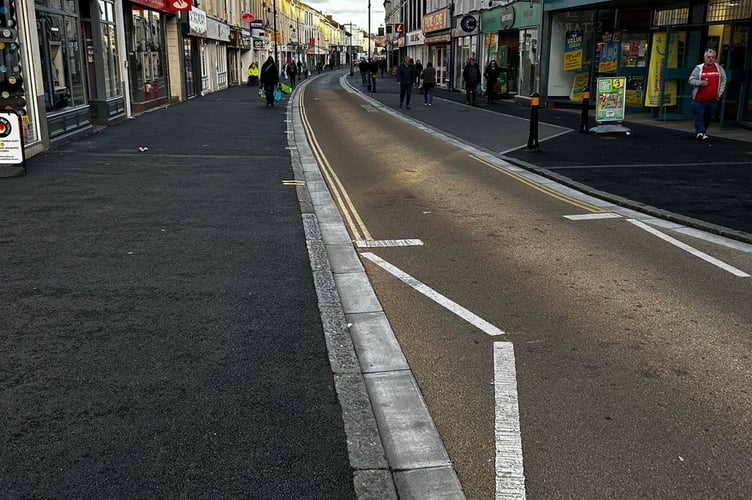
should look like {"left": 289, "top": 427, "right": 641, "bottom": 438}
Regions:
{"left": 397, "top": 56, "right": 415, "bottom": 109}
{"left": 359, "top": 59, "right": 368, "bottom": 86}
{"left": 462, "top": 57, "right": 481, "bottom": 105}
{"left": 286, "top": 62, "right": 298, "bottom": 88}
{"left": 414, "top": 59, "right": 423, "bottom": 89}
{"left": 260, "top": 56, "right": 280, "bottom": 107}
{"left": 483, "top": 60, "right": 501, "bottom": 104}
{"left": 369, "top": 59, "right": 379, "bottom": 92}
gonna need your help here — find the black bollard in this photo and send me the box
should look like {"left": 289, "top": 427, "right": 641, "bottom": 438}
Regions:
{"left": 527, "top": 93, "right": 540, "bottom": 150}
{"left": 579, "top": 89, "right": 590, "bottom": 133}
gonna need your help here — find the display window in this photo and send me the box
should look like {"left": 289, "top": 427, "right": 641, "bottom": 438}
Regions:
{"left": 127, "top": 7, "right": 167, "bottom": 103}
{"left": 36, "top": 6, "right": 85, "bottom": 111}
{"left": 99, "top": 0, "right": 122, "bottom": 99}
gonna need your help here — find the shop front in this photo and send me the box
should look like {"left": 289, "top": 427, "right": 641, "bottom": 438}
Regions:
{"left": 422, "top": 7, "right": 451, "bottom": 88}
{"left": 81, "top": 0, "right": 126, "bottom": 127}
{"left": 36, "top": 0, "right": 93, "bottom": 144}
{"left": 452, "top": 13, "right": 480, "bottom": 91}
{"left": 125, "top": 0, "right": 177, "bottom": 114}
{"left": 479, "top": 2, "right": 543, "bottom": 98}
{"left": 543, "top": 0, "right": 752, "bottom": 130}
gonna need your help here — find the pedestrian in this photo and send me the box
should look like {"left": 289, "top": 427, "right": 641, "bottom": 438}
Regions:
{"left": 414, "top": 59, "right": 423, "bottom": 90}
{"left": 397, "top": 56, "right": 415, "bottom": 109}
{"left": 421, "top": 61, "right": 436, "bottom": 106}
{"left": 302, "top": 62, "right": 308, "bottom": 79}
{"left": 379, "top": 58, "right": 387, "bottom": 77}
{"left": 297, "top": 60, "right": 303, "bottom": 79}
{"left": 260, "top": 56, "right": 279, "bottom": 107}
{"left": 369, "top": 58, "right": 379, "bottom": 92}
{"left": 287, "top": 61, "right": 298, "bottom": 88}
{"left": 484, "top": 60, "right": 500, "bottom": 104}
{"left": 463, "top": 57, "right": 481, "bottom": 106}
{"left": 689, "top": 48, "right": 726, "bottom": 141}
{"left": 359, "top": 59, "right": 368, "bottom": 86}
{"left": 247, "top": 62, "right": 260, "bottom": 87}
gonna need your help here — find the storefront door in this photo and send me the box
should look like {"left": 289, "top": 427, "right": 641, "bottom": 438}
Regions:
{"left": 519, "top": 29, "right": 538, "bottom": 96}
{"left": 434, "top": 46, "right": 448, "bottom": 88}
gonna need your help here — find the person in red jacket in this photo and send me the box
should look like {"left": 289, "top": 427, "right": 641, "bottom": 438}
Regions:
{"left": 688, "top": 48, "right": 727, "bottom": 141}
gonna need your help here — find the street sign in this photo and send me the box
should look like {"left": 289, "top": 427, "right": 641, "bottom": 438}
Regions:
{"left": 241, "top": 12, "right": 254, "bottom": 22}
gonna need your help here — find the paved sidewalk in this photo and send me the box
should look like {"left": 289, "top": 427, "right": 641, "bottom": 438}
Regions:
{"left": 0, "top": 87, "right": 364, "bottom": 498}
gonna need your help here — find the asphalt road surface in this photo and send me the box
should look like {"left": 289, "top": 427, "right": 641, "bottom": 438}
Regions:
{"left": 300, "top": 72, "right": 752, "bottom": 499}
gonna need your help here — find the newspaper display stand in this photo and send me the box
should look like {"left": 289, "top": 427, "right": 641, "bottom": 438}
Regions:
{"left": 0, "top": 111, "right": 26, "bottom": 177}
{"left": 590, "top": 76, "right": 632, "bottom": 135}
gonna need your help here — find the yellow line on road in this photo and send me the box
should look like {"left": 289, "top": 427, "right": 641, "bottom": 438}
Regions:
{"left": 470, "top": 154, "right": 605, "bottom": 213}
{"left": 299, "top": 99, "right": 373, "bottom": 241}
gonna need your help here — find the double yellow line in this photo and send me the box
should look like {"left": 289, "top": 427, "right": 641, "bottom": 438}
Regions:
{"left": 470, "top": 154, "right": 605, "bottom": 213}
{"left": 299, "top": 100, "right": 373, "bottom": 241}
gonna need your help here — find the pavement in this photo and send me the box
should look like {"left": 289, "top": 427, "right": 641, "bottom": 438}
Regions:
{"left": 2, "top": 72, "right": 750, "bottom": 499}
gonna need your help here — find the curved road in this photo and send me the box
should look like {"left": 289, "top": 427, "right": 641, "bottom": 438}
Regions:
{"left": 297, "top": 72, "right": 752, "bottom": 499}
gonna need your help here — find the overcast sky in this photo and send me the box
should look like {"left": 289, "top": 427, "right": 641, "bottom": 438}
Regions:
{"left": 305, "top": 0, "right": 386, "bottom": 34}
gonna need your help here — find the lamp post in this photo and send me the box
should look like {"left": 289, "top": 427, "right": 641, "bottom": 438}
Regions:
{"left": 383, "top": 0, "right": 391, "bottom": 74}
{"left": 273, "top": 0, "right": 279, "bottom": 68}
{"left": 367, "top": 0, "right": 371, "bottom": 60}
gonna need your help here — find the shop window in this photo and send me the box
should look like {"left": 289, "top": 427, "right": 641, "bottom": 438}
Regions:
{"left": 621, "top": 34, "right": 648, "bottom": 68}
{"left": 706, "top": 0, "right": 752, "bottom": 22}
{"left": 653, "top": 7, "right": 689, "bottom": 26}
{"left": 36, "top": 9, "right": 84, "bottom": 112}
{"left": 98, "top": 0, "right": 121, "bottom": 98}
{"left": 127, "top": 8, "right": 166, "bottom": 103}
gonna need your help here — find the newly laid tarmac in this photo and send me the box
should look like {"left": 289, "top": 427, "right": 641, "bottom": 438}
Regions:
{"left": 2, "top": 73, "right": 750, "bottom": 499}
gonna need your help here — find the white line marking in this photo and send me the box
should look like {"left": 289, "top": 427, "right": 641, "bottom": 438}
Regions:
{"left": 360, "top": 252, "right": 505, "bottom": 335}
{"left": 564, "top": 212, "right": 622, "bottom": 221}
{"left": 627, "top": 219, "right": 750, "bottom": 278}
{"left": 494, "top": 342, "right": 526, "bottom": 500}
{"left": 356, "top": 239, "right": 425, "bottom": 248}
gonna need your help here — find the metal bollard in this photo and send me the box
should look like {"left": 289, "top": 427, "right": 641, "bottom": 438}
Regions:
{"left": 579, "top": 89, "right": 590, "bottom": 133}
{"left": 527, "top": 93, "right": 540, "bottom": 150}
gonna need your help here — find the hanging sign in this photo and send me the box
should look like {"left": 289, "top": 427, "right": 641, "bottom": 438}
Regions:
{"left": 595, "top": 76, "right": 627, "bottom": 123}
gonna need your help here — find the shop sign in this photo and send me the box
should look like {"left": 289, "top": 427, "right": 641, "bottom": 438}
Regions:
{"left": 422, "top": 8, "right": 449, "bottom": 33}
{"left": 563, "top": 31, "right": 583, "bottom": 71}
{"left": 168, "top": 0, "right": 191, "bottom": 12}
{"left": 206, "top": 17, "right": 230, "bottom": 42}
{"left": 499, "top": 6, "right": 514, "bottom": 30}
{"left": 479, "top": 10, "right": 501, "bottom": 32}
{"left": 251, "top": 20, "right": 264, "bottom": 37}
{"left": 0, "top": 112, "right": 24, "bottom": 167}
{"left": 131, "top": 0, "right": 168, "bottom": 12}
{"left": 512, "top": 2, "right": 542, "bottom": 28}
{"left": 645, "top": 32, "right": 678, "bottom": 107}
{"left": 460, "top": 15, "right": 477, "bottom": 33}
{"left": 595, "top": 77, "right": 627, "bottom": 123}
{"left": 569, "top": 71, "right": 589, "bottom": 102}
{"left": 189, "top": 7, "right": 207, "bottom": 37}
{"left": 453, "top": 19, "right": 477, "bottom": 37}
{"left": 406, "top": 30, "right": 424, "bottom": 46}
{"left": 425, "top": 34, "right": 451, "bottom": 44}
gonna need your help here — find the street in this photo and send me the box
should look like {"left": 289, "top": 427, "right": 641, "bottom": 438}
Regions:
{"left": 299, "top": 72, "right": 752, "bottom": 499}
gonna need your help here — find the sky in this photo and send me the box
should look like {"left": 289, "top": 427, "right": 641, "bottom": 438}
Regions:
{"left": 304, "top": 0, "right": 385, "bottom": 35}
